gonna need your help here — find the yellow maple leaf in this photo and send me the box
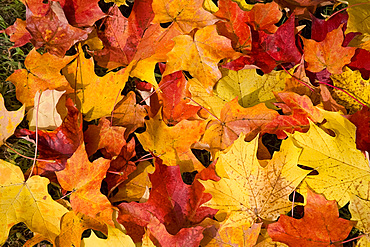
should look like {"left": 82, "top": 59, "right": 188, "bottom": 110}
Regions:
{"left": 215, "top": 68, "right": 288, "bottom": 108}
{"left": 188, "top": 77, "right": 228, "bottom": 119}
{"left": 136, "top": 112, "right": 206, "bottom": 172}
{"left": 0, "top": 94, "right": 25, "bottom": 146}
{"left": 163, "top": 25, "right": 241, "bottom": 92}
{"left": 199, "top": 133, "right": 308, "bottom": 225}
{"left": 152, "top": 0, "right": 219, "bottom": 33}
{"left": 62, "top": 46, "right": 133, "bottom": 121}
{"left": 55, "top": 211, "right": 107, "bottom": 247}
{"left": 330, "top": 67, "right": 370, "bottom": 113}
{"left": 0, "top": 159, "right": 68, "bottom": 245}
{"left": 290, "top": 110, "right": 370, "bottom": 206}
{"left": 109, "top": 161, "right": 154, "bottom": 203}
{"left": 346, "top": 0, "right": 370, "bottom": 36}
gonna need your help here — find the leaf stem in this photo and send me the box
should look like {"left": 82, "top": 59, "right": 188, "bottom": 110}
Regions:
{"left": 280, "top": 65, "right": 315, "bottom": 92}
{"left": 27, "top": 91, "right": 42, "bottom": 181}
{"left": 317, "top": 80, "right": 367, "bottom": 107}
{"left": 59, "top": 190, "right": 74, "bottom": 200}
{"left": 327, "top": 2, "right": 370, "bottom": 20}
{"left": 340, "top": 234, "right": 366, "bottom": 244}
{"left": 135, "top": 153, "right": 154, "bottom": 163}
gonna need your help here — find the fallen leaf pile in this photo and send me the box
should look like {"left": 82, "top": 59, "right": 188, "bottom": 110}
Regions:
{"left": 1, "top": 0, "right": 370, "bottom": 246}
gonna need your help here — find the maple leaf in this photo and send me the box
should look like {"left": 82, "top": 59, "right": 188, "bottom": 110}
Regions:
{"left": 244, "top": 2, "right": 282, "bottom": 34}
{"left": 95, "top": 0, "right": 154, "bottom": 69}
{"left": 81, "top": 225, "right": 135, "bottom": 246}
{"left": 7, "top": 48, "right": 75, "bottom": 107}
{"left": 26, "top": 1, "right": 89, "bottom": 56}
{"left": 215, "top": 0, "right": 252, "bottom": 53}
{"left": 15, "top": 98, "right": 82, "bottom": 176}
{"left": 117, "top": 159, "right": 217, "bottom": 242}
{"left": 84, "top": 117, "right": 127, "bottom": 157}
{"left": 55, "top": 143, "right": 114, "bottom": 226}
{"left": 0, "top": 18, "right": 31, "bottom": 48}
{"left": 136, "top": 112, "right": 206, "bottom": 172}
{"left": 55, "top": 211, "right": 107, "bottom": 247}
{"left": 215, "top": 68, "right": 288, "bottom": 108}
{"left": 63, "top": 46, "right": 132, "bottom": 121}
{"left": 230, "top": 15, "right": 301, "bottom": 74}
{"left": 152, "top": 0, "right": 218, "bottom": 33}
{"left": 290, "top": 110, "right": 370, "bottom": 206}
{"left": 163, "top": 25, "right": 241, "bottom": 92}
{"left": 26, "top": 89, "right": 66, "bottom": 131}
{"left": 200, "top": 133, "right": 309, "bottom": 225}
{"left": 0, "top": 159, "right": 68, "bottom": 245}
{"left": 200, "top": 215, "right": 262, "bottom": 247}
{"left": 349, "top": 194, "right": 370, "bottom": 246}
{"left": 105, "top": 138, "right": 137, "bottom": 194}
{"left": 262, "top": 92, "right": 324, "bottom": 139}
{"left": 157, "top": 69, "right": 201, "bottom": 125}
{"left": 302, "top": 24, "right": 356, "bottom": 74}
{"left": 188, "top": 77, "right": 229, "bottom": 119}
{"left": 109, "top": 161, "right": 154, "bottom": 203}
{"left": 200, "top": 98, "right": 279, "bottom": 156}
{"left": 330, "top": 67, "right": 370, "bottom": 113}
{"left": 61, "top": 0, "right": 106, "bottom": 27}
{"left": 258, "top": 15, "right": 302, "bottom": 68}
{"left": 111, "top": 91, "right": 147, "bottom": 137}
{"left": 0, "top": 94, "right": 25, "bottom": 146}
{"left": 267, "top": 189, "right": 356, "bottom": 247}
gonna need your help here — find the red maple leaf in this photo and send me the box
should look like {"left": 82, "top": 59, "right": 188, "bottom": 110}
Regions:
{"left": 117, "top": 158, "right": 217, "bottom": 242}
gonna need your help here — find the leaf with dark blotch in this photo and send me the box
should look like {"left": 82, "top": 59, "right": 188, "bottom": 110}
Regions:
{"left": 26, "top": 1, "right": 89, "bottom": 57}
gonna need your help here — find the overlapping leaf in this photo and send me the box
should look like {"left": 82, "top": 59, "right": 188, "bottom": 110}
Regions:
{"left": 55, "top": 143, "right": 114, "bottom": 226}
{"left": 0, "top": 160, "right": 68, "bottom": 245}
{"left": 7, "top": 48, "right": 75, "bottom": 107}
{"left": 0, "top": 94, "right": 25, "bottom": 146}
{"left": 200, "top": 133, "right": 309, "bottom": 225}
{"left": 267, "top": 189, "right": 356, "bottom": 247}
